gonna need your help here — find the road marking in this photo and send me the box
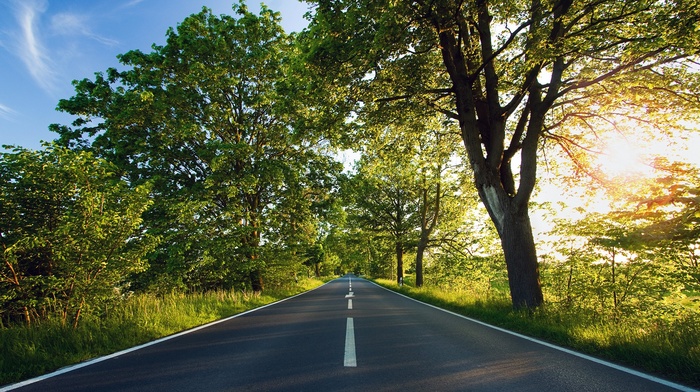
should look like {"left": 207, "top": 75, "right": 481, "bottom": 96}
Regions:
{"left": 371, "top": 282, "right": 697, "bottom": 392}
{"left": 345, "top": 291, "right": 354, "bottom": 298}
{"left": 348, "top": 299, "right": 353, "bottom": 309}
{"left": 0, "top": 283, "right": 334, "bottom": 392}
{"left": 344, "top": 317, "right": 357, "bottom": 367}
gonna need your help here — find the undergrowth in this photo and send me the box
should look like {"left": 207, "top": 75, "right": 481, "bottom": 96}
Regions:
{"left": 0, "top": 278, "right": 324, "bottom": 386}
{"left": 375, "top": 278, "right": 700, "bottom": 389}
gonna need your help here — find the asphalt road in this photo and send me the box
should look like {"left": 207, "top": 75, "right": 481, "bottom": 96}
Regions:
{"left": 3, "top": 275, "right": 696, "bottom": 391}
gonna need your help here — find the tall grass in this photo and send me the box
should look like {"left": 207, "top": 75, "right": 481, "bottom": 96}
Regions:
{"left": 375, "top": 278, "right": 700, "bottom": 388}
{"left": 0, "top": 279, "right": 324, "bottom": 386}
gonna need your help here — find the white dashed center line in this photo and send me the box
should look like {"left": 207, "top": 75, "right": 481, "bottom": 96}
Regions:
{"left": 344, "top": 317, "right": 357, "bottom": 367}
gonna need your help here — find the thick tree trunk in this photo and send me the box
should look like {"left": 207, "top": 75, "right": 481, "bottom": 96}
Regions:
{"left": 498, "top": 208, "right": 543, "bottom": 309}
{"left": 434, "top": 14, "right": 549, "bottom": 309}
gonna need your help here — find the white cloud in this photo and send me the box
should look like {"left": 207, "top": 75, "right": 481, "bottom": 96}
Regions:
{"left": 50, "top": 12, "right": 118, "bottom": 46}
{"left": 124, "top": 0, "right": 146, "bottom": 7}
{"left": 10, "top": 0, "right": 58, "bottom": 93}
{"left": 0, "top": 103, "right": 18, "bottom": 120}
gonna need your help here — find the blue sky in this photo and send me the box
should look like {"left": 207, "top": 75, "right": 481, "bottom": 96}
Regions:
{"left": 0, "top": 0, "right": 312, "bottom": 150}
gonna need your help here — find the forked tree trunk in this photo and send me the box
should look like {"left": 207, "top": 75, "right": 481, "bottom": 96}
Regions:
{"left": 475, "top": 171, "right": 544, "bottom": 309}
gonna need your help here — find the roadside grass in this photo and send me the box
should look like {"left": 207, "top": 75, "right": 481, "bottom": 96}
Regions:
{"left": 375, "top": 278, "right": 700, "bottom": 389}
{"left": 0, "top": 278, "right": 324, "bottom": 387}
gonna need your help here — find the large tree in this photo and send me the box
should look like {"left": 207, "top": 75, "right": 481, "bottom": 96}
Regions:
{"left": 52, "top": 3, "right": 340, "bottom": 293}
{"left": 303, "top": 0, "right": 700, "bottom": 308}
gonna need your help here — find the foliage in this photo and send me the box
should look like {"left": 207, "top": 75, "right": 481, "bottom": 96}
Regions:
{"left": 345, "top": 155, "right": 420, "bottom": 283}
{"left": 2, "top": 1, "right": 699, "bottom": 386}
{"left": 51, "top": 3, "right": 342, "bottom": 293}
{"left": 321, "top": 226, "right": 377, "bottom": 276}
{"left": 341, "top": 103, "right": 476, "bottom": 284}
{"left": 0, "top": 145, "right": 155, "bottom": 327}
{"left": 424, "top": 214, "right": 507, "bottom": 297}
{"left": 541, "top": 160, "right": 700, "bottom": 319}
{"left": 303, "top": 0, "right": 700, "bottom": 308}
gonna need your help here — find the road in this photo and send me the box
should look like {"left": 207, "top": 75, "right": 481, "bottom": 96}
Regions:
{"left": 3, "top": 275, "right": 695, "bottom": 391}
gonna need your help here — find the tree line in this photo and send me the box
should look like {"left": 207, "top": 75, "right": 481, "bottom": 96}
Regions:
{"left": 2, "top": 0, "right": 700, "bottom": 327}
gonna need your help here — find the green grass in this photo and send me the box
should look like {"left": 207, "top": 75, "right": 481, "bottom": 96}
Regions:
{"left": 5, "top": 276, "right": 696, "bottom": 388}
{"left": 0, "top": 278, "right": 324, "bottom": 387}
{"left": 375, "top": 278, "right": 700, "bottom": 389}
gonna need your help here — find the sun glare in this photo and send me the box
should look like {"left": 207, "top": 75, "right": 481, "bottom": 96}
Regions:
{"left": 592, "top": 132, "right": 664, "bottom": 180}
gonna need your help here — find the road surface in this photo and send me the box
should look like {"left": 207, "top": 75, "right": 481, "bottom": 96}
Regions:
{"left": 3, "top": 275, "right": 695, "bottom": 391}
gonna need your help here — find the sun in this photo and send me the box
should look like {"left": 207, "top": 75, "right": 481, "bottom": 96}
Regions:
{"left": 593, "top": 133, "right": 658, "bottom": 180}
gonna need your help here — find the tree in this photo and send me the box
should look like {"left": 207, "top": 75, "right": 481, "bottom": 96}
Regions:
{"left": 545, "top": 209, "right": 687, "bottom": 320}
{"left": 0, "top": 145, "right": 155, "bottom": 327}
{"left": 608, "top": 161, "right": 700, "bottom": 292}
{"left": 52, "top": 3, "right": 341, "bottom": 293}
{"left": 411, "top": 128, "right": 468, "bottom": 287}
{"left": 304, "top": 243, "right": 326, "bottom": 277}
{"left": 348, "top": 155, "right": 419, "bottom": 284}
{"left": 303, "top": 0, "right": 700, "bottom": 308}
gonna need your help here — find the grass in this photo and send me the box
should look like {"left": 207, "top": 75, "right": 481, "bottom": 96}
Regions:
{"left": 375, "top": 278, "right": 700, "bottom": 389}
{"left": 4, "top": 276, "right": 697, "bottom": 388}
{"left": 0, "top": 278, "right": 324, "bottom": 387}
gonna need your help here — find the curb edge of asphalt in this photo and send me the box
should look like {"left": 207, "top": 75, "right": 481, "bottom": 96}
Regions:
{"left": 370, "top": 280, "right": 698, "bottom": 392}
{"left": 0, "top": 280, "right": 333, "bottom": 392}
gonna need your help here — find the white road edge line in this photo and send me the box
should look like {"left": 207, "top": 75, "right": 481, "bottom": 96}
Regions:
{"left": 0, "top": 282, "right": 332, "bottom": 392}
{"left": 370, "top": 281, "right": 697, "bottom": 392}
{"left": 344, "top": 317, "right": 357, "bottom": 367}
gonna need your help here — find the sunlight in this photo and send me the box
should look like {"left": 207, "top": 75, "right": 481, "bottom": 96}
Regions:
{"left": 593, "top": 134, "right": 654, "bottom": 180}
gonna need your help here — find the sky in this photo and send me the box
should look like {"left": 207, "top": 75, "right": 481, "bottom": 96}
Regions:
{"left": 0, "top": 0, "right": 312, "bottom": 150}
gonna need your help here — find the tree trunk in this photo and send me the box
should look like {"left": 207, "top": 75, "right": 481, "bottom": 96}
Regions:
{"left": 23, "top": 306, "right": 31, "bottom": 327}
{"left": 415, "top": 234, "right": 429, "bottom": 287}
{"left": 249, "top": 265, "right": 264, "bottom": 294}
{"left": 611, "top": 248, "right": 617, "bottom": 308}
{"left": 433, "top": 13, "right": 549, "bottom": 309}
{"left": 245, "top": 228, "right": 264, "bottom": 294}
{"left": 396, "top": 241, "right": 404, "bottom": 285}
{"left": 498, "top": 208, "right": 544, "bottom": 309}
{"left": 72, "top": 298, "right": 85, "bottom": 329}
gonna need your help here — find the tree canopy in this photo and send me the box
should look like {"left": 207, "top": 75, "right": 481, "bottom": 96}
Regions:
{"left": 0, "top": 145, "right": 155, "bottom": 327}
{"left": 51, "top": 3, "right": 341, "bottom": 294}
{"left": 3, "top": 0, "right": 699, "bottom": 326}
{"left": 302, "top": 0, "right": 700, "bottom": 308}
